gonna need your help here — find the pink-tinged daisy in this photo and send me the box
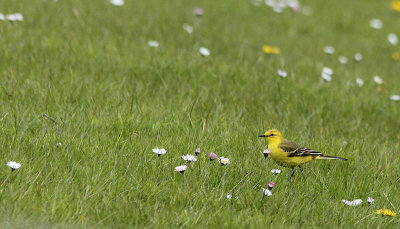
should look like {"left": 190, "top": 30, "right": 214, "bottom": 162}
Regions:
{"left": 209, "top": 152, "right": 217, "bottom": 160}
{"left": 367, "top": 197, "right": 375, "bottom": 204}
{"left": 195, "top": 148, "right": 200, "bottom": 155}
{"left": 174, "top": 165, "right": 187, "bottom": 174}
{"left": 194, "top": 8, "right": 203, "bottom": 17}
{"left": 268, "top": 182, "right": 275, "bottom": 190}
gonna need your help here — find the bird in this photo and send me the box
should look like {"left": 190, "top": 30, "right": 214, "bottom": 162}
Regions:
{"left": 259, "top": 129, "right": 347, "bottom": 178}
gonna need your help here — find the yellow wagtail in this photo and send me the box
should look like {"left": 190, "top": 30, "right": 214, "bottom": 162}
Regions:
{"left": 259, "top": 129, "right": 347, "bottom": 177}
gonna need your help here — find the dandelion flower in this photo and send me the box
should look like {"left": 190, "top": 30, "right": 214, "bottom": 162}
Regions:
{"left": 369, "top": 19, "right": 382, "bottom": 29}
{"left": 268, "top": 182, "right": 275, "bottom": 190}
{"left": 199, "top": 47, "right": 210, "bottom": 56}
{"left": 338, "top": 56, "right": 348, "bottom": 64}
{"left": 174, "top": 165, "right": 187, "bottom": 174}
{"left": 392, "top": 52, "right": 400, "bottom": 60}
{"left": 262, "top": 188, "right": 272, "bottom": 196}
{"left": 388, "top": 33, "right": 398, "bottom": 45}
{"left": 263, "top": 149, "right": 270, "bottom": 158}
{"left": 373, "top": 76, "right": 383, "bottom": 85}
{"left": 277, "top": 69, "right": 287, "bottom": 78}
{"left": 182, "top": 154, "right": 197, "bottom": 162}
{"left": 209, "top": 152, "right": 217, "bottom": 160}
{"left": 323, "top": 46, "right": 335, "bottom": 54}
{"left": 356, "top": 78, "right": 364, "bottom": 87}
{"left": 7, "top": 161, "right": 21, "bottom": 171}
{"left": 342, "top": 199, "right": 363, "bottom": 206}
{"left": 390, "top": 95, "right": 400, "bottom": 101}
{"left": 153, "top": 148, "right": 167, "bottom": 156}
{"left": 263, "top": 45, "right": 280, "bottom": 54}
{"left": 148, "top": 40, "right": 159, "bottom": 48}
{"left": 367, "top": 197, "right": 375, "bottom": 204}
{"left": 183, "top": 24, "right": 193, "bottom": 34}
{"left": 270, "top": 169, "right": 281, "bottom": 175}
{"left": 354, "top": 53, "right": 363, "bottom": 62}
{"left": 195, "top": 148, "right": 200, "bottom": 155}
{"left": 391, "top": 0, "right": 400, "bottom": 12}
{"left": 110, "top": 0, "right": 124, "bottom": 6}
{"left": 376, "top": 209, "right": 396, "bottom": 216}
{"left": 218, "top": 157, "right": 230, "bottom": 165}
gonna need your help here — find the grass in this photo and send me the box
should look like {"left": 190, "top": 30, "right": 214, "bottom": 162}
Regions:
{"left": 1, "top": 0, "right": 400, "bottom": 227}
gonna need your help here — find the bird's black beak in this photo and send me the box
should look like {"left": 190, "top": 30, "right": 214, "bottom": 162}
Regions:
{"left": 258, "top": 135, "right": 266, "bottom": 138}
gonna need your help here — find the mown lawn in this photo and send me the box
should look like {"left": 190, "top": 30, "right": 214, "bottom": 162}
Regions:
{"left": 1, "top": 0, "right": 399, "bottom": 227}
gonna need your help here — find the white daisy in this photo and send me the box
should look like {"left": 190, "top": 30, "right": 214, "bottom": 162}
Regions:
{"left": 14, "top": 13, "right": 23, "bottom": 21}
{"left": 322, "top": 67, "right": 333, "bottom": 75}
{"left": 367, "top": 197, "right": 375, "bottom": 204}
{"left": 0, "top": 13, "right": 4, "bottom": 21}
{"left": 388, "top": 33, "right": 398, "bottom": 45}
{"left": 110, "top": 0, "right": 124, "bottom": 6}
{"left": 355, "top": 78, "right": 364, "bottom": 87}
{"left": 199, "top": 47, "right": 210, "bottom": 56}
{"left": 183, "top": 24, "right": 193, "bottom": 34}
{"left": 277, "top": 69, "right": 287, "bottom": 78}
{"left": 354, "top": 53, "right": 363, "bottom": 62}
{"left": 153, "top": 148, "right": 167, "bottom": 156}
{"left": 373, "top": 75, "right": 383, "bottom": 85}
{"left": 323, "top": 46, "right": 335, "bottom": 54}
{"left": 56, "top": 142, "right": 62, "bottom": 147}
{"left": 218, "top": 157, "right": 230, "bottom": 165}
{"left": 262, "top": 188, "right": 272, "bottom": 196}
{"left": 390, "top": 95, "right": 400, "bottom": 101}
{"left": 148, "top": 40, "right": 159, "bottom": 48}
{"left": 270, "top": 169, "right": 281, "bottom": 175}
{"left": 263, "top": 149, "right": 270, "bottom": 157}
{"left": 321, "top": 67, "right": 333, "bottom": 82}
{"left": 182, "top": 154, "right": 197, "bottom": 162}
{"left": 174, "top": 165, "right": 187, "bottom": 173}
{"left": 342, "top": 199, "right": 363, "bottom": 206}
{"left": 369, "top": 19, "right": 382, "bottom": 29}
{"left": 7, "top": 161, "right": 21, "bottom": 170}
{"left": 226, "top": 194, "right": 232, "bottom": 199}
{"left": 6, "top": 14, "right": 17, "bottom": 22}
{"left": 338, "top": 56, "right": 348, "bottom": 64}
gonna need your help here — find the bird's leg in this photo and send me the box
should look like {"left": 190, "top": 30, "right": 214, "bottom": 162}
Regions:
{"left": 288, "top": 168, "right": 298, "bottom": 200}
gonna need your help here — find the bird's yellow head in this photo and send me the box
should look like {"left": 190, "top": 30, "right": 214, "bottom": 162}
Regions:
{"left": 258, "top": 129, "right": 283, "bottom": 144}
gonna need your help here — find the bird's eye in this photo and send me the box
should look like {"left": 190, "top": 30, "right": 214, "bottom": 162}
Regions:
{"left": 270, "top": 134, "right": 274, "bottom": 136}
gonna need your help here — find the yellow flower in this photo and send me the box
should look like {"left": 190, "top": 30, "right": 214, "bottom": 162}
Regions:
{"left": 263, "top": 45, "right": 280, "bottom": 54}
{"left": 376, "top": 209, "right": 397, "bottom": 216}
{"left": 391, "top": 0, "right": 400, "bottom": 12}
{"left": 392, "top": 52, "right": 400, "bottom": 61}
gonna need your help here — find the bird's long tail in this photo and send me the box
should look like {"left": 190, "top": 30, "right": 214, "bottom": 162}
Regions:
{"left": 316, "top": 155, "right": 348, "bottom": 161}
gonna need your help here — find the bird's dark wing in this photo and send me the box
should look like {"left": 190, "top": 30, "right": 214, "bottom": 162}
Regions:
{"left": 279, "top": 139, "right": 323, "bottom": 157}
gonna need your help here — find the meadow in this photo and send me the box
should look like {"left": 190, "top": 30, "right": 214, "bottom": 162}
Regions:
{"left": 1, "top": 0, "right": 400, "bottom": 228}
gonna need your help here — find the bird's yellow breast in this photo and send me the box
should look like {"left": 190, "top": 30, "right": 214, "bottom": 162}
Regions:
{"left": 268, "top": 144, "right": 313, "bottom": 168}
